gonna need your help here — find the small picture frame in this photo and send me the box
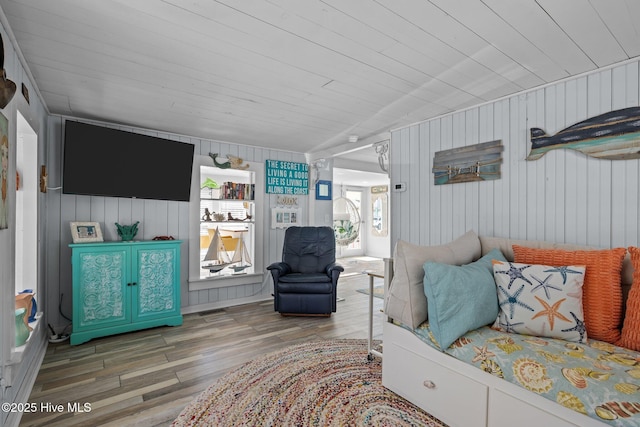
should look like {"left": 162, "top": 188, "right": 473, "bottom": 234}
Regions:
{"left": 315, "top": 180, "right": 332, "bottom": 200}
{"left": 70, "top": 221, "right": 104, "bottom": 243}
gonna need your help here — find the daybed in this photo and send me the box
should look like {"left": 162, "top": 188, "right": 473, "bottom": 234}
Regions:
{"left": 382, "top": 231, "right": 640, "bottom": 427}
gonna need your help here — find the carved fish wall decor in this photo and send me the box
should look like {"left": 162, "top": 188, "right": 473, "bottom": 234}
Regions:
{"left": 527, "top": 106, "right": 640, "bottom": 161}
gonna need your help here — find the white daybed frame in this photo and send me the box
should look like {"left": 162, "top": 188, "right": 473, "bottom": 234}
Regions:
{"left": 381, "top": 258, "right": 608, "bottom": 427}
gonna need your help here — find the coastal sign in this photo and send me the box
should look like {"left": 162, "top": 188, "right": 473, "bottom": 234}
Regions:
{"left": 265, "top": 159, "right": 309, "bottom": 195}
{"left": 432, "top": 140, "right": 503, "bottom": 185}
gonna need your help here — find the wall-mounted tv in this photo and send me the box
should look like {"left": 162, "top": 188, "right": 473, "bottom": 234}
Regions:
{"left": 63, "top": 121, "right": 195, "bottom": 202}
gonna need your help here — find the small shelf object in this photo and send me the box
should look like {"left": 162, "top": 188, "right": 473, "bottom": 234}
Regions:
{"left": 69, "top": 240, "right": 182, "bottom": 345}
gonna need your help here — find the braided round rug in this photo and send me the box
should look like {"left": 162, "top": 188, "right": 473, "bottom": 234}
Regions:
{"left": 172, "top": 339, "right": 446, "bottom": 426}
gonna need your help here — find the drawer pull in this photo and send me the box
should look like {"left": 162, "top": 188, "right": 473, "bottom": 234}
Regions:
{"left": 423, "top": 380, "right": 436, "bottom": 389}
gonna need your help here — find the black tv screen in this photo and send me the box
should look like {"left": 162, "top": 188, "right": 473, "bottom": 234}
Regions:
{"left": 63, "top": 121, "right": 195, "bottom": 201}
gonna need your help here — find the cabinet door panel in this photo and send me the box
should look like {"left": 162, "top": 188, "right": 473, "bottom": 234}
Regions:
{"left": 133, "top": 245, "right": 181, "bottom": 321}
{"left": 74, "top": 248, "right": 131, "bottom": 330}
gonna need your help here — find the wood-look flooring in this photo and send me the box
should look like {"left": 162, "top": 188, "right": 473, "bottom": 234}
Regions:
{"left": 20, "top": 257, "right": 384, "bottom": 427}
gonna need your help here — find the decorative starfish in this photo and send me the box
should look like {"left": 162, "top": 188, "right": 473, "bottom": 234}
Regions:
{"left": 530, "top": 274, "right": 562, "bottom": 299}
{"left": 531, "top": 296, "right": 570, "bottom": 330}
{"left": 497, "top": 316, "right": 524, "bottom": 333}
{"left": 495, "top": 262, "right": 533, "bottom": 289}
{"left": 561, "top": 311, "right": 588, "bottom": 343}
{"left": 543, "top": 266, "right": 583, "bottom": 284}
{"left": 471, "top": 345, "right": 496, "bottom": 363}
{"left": 498, "top": 284, "right": 535, "bottom": 319}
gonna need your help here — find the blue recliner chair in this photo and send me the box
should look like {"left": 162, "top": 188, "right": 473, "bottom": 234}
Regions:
{"left": 268, "top": 226, "right": 344, "bottom": 316}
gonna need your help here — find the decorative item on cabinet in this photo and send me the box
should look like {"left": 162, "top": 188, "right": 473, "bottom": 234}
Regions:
{"left": 213, "top": 212, "right": 225, "bottom": 222}
{"left": 70, "top": 221, "right": 104, "bottom": 243}
{"left": 116, "top": 221, "right": 139, "bottom": 241}
{"left": 15, "top": 308, "right": 29, "bottom": 346}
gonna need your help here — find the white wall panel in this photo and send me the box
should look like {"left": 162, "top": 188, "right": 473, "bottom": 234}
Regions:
{"left": 390, "top": 59, "right": 640, "bottom": 251}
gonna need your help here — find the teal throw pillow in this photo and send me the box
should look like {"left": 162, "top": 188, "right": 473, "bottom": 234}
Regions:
{"left": 423, "top": 248, "right": 506, "bottom": 350}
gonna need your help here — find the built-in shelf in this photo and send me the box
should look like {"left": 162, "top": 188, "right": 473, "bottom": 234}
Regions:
{"left": 189, "top": 155, "right": 265, "bottom": 289}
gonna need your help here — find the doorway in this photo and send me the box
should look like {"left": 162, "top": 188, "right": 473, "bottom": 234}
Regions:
{"left": 334, "top": 188, "right": 364, "bottom": 258}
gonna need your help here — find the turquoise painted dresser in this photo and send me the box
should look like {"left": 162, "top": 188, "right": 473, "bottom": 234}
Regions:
{"left": 70, "top": 240, "right": 183, "bottom": 345}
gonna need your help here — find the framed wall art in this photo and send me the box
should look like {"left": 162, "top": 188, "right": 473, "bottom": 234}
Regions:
{"left": 271, "top": 208, "right": 299, "bottom": 229}
{"left": 70, "top": 221, "right": 104, "bottom": 243}
{"left": 315, "top": 180, "right": 332, "bottom": 200}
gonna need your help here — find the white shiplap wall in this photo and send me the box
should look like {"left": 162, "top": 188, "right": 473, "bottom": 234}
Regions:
{"left": 46, "top": 116, "right": 308, "bottom": 328}
{"left": 390, "top": 59, "right": 640, "bottom": 250}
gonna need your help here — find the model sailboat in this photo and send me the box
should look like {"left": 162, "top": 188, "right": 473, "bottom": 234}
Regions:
{"left": 228, "top": 231, "right": 253, "bottom": 273}
{"left": 202, "top": 227, "right": 232, "bottom": 272}
{"left": 202, "top": 227, "right": 252, "bottom": 273}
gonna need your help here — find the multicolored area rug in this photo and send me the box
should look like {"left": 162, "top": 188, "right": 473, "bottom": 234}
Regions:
{"left": 172, "top": 339, "right": 446, "bottom": 427}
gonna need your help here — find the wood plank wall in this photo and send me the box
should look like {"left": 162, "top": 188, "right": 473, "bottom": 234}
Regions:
{"left": 390, "top": 59, "right": 640, "bottom": 250}
{"left": 46, "top": 116, "right": 307, "bottom": 328}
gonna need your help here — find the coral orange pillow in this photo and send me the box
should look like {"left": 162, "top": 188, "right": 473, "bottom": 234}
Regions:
{"left": 618, "top": 247, "right": 640, "bottom": 350}
{"left": 513, "top": 245, "right": 626, "bottom": 344}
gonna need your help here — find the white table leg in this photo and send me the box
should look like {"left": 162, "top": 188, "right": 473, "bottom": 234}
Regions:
{"left": 367, "top": 273, "right": 383, "bottom": 360}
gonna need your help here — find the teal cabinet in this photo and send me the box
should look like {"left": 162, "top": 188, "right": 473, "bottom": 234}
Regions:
{"left": 70, "top": 240, "right": 183, "bottom": 345}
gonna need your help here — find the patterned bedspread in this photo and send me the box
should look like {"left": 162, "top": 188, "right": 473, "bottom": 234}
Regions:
{"left": 411, "top": 323, "right": 640, "bottom": 426}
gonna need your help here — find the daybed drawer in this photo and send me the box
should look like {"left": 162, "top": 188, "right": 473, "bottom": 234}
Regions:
{"left": 384, "top": 342, "right": 488, "bottom": 427}
{"left": 489, "top": 389, "right": 578, "bottom": 427}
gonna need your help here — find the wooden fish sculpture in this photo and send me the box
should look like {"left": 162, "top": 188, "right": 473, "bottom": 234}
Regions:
{"left": 527, "top": 106, "right": 640, "bottom": 161}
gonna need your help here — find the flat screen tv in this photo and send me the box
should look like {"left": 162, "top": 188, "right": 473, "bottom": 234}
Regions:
{"left": 63, "top": 121, "right": 195, "bottom": 202}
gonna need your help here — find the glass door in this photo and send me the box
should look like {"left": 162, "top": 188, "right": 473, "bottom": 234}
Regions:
{"left": 334, "top": 188, "right": 364, "bottom": 257}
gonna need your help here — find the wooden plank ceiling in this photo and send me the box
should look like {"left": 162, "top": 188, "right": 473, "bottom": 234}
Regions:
{"left": 0, "top": 0, "right": 638, "bottom": 159}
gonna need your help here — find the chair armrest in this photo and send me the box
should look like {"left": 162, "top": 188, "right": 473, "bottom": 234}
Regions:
{"left": 267, "top": 262, "right": 291, "bottom": 276}
{"left": 326, "top": 262, "right": 344, "bottom": 275}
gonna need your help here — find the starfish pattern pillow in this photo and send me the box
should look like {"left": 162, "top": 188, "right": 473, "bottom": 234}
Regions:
{"left": 491, "top": 260, "right": 587, "bottom": 343}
